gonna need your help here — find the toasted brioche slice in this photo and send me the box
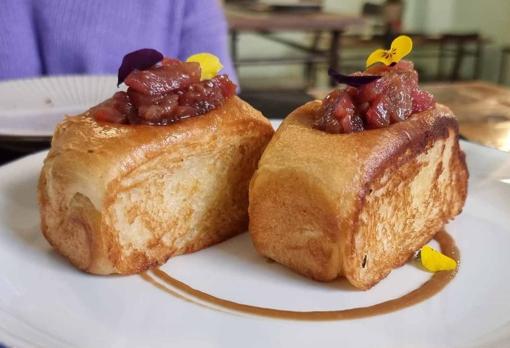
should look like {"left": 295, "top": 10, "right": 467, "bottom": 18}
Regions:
{"left": 249, "top": 101, "right": 468, "bottom": 289}
{"left": 39, "top": 96, "right": 274, "bottom": 274}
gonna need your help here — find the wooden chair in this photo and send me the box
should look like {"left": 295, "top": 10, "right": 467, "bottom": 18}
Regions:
{"left": 437, "top": 33, "right": 484, "bottom": 81}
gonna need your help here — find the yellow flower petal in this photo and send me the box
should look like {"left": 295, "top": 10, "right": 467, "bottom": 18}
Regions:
{"left": 365, "top": 35, "right": 414, "bottom": 67}
{"left": 420, "top": 245, "right": 457, "bottom": 272}
{"left": 186, "top": 53, "right": 223, "bottom": 81}
{"left": 389, "top": 35, "right": 413, "bottom": 63}
{"left": 366, "top": 49, "right": 391, "bottom": 68}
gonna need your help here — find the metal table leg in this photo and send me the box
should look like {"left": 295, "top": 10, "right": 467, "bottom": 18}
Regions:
{"left": 499, "top": 47, "right": 509, "bottom": 84}
{"left": 437, "top": 38, "right": 446, "bottom": 80}
{"left": 230, "top": 30, "right": 239, "bottom": 72}
{"left": 328, "top": 30, "right": 342, "bottom": 86}
{"left": 450, "top": 39, "right": 464, "bottom": 81}
{"left": 304, "top": 31, "right": 322, "bottom": 88}
{"left": 473, "top": 39, "right": 483, "bottom": 80}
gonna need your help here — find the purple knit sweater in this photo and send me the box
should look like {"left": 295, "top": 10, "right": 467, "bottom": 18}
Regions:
{"left": 0, "top": 0, "right": 236, "bottom": 82}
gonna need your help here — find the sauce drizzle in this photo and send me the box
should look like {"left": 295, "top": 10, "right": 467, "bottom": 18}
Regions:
{"left": 141, "top": 230, "right": 459, "bottom": 321}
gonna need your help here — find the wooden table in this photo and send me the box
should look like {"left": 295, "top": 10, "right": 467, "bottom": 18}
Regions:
{"left": 226, "top": 6, "right": 364, "bottom": 85}
{"left": 424, "top": 81, "right": 510, "bottom": 152}
{"left": 308, "top": 81, "right": 510, "bottom": 152}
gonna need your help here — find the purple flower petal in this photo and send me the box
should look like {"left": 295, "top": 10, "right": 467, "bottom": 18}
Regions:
{"left": 117, "top": 48, "right": 164, "bottom": 86}
{"left": 328, "top": 68, "right": 381, "bottom": 87}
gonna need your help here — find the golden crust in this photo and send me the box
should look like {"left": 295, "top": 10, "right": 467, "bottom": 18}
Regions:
{"left": 39, "top": 96, "right": 274, "bottom": 274}
{"left": 249, "top": 101, "right": 468, "bottom": 289}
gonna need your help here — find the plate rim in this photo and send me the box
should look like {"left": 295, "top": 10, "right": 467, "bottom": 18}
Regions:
{"left": 0, "top": 73, "right": 116, "bottom": 86}
{"left": 0, "top": 140, "right": 509, "bottom": 347}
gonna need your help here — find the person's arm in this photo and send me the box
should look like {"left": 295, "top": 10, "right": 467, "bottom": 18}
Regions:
{"left": 0, "top": 0, "right": 41, "bottom": 80}
{"left": 178, "top": 0, "right": 237, "bottom": 84}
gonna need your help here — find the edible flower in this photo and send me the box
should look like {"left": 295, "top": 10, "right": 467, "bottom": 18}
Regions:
{"left": 366, "top": 35, "right": 413, "bottom": 68}
{"left": 328, "top": 68, "right": 381, "bottom": 87}
{"left": 117, "top": 48, "right": 164, "bottom": 86}
{"left": 419, "top": 245, "right": 457, "bottom": 272}
{"left": 186, "top": 53, "right": 223, "bottom": 81}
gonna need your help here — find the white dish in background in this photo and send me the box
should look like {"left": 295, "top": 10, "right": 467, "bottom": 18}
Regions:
{"left": 0, "top": 138, "right": 509, "bottom": 348}
{"left": 0, "top": 75, "right": 119, "bottom": 138}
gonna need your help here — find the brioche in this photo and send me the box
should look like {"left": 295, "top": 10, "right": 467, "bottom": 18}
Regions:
{"left": 39, "top": 96, "right": 274, "bottom": 274}
{"left": 249, "top": 101, "right": 468, "bottom": 289}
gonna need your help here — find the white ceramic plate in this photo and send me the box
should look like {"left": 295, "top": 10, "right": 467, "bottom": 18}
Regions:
{"left": 0, "top": 75, "right": 119, "bottom": 138}
{"left": 0, "top": 139, "right": 509, "bottom": 348}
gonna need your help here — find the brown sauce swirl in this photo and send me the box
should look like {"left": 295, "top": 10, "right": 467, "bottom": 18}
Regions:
{"left": 141, "top": 230, "right": 459, "bottom": 321}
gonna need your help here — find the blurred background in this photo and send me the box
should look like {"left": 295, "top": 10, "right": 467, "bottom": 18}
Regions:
{"left": 227, "top": 0, "right": 510, "bottom": 151}
{"left": 0, "top": 0, "right": 510, "bottom": 163}
{"left": 229, "top": 0, "right": 510, "bottom": 89}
